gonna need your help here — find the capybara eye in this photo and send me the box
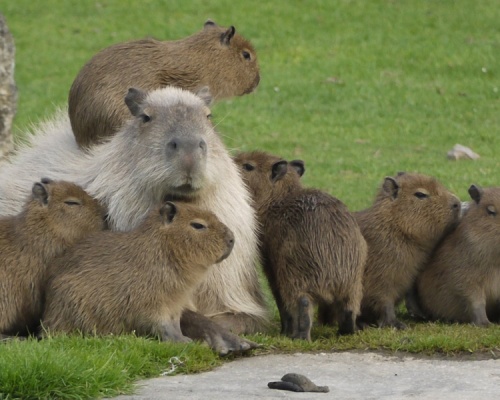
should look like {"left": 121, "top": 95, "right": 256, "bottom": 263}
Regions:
{"left": 207, "top": 113, "right": 212, "bottom": 119}
{"left": 190, "top": 222, "right": 207, "bottom": 230}
{"left": 243, "top": 163, "right": 255, "bottom": 171}
{"left": 414, "top": 191, "right": 429, "bottom": 199}
{"left": 64, "top": 200, "right": 82, "bottom": 206}
{"left": 141, "top": 114, "right": 151, "bottom": 123}
{"left": 487, "top": 205, "right": 497, "bottom": 216}
{"left": 242, "top": 50, "right": 251, "bottom": 61}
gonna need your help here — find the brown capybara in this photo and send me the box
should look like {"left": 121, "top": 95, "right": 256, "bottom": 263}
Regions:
{"left": 0, "top": 86, "right": 265, "bottom": 355}
{"left": 0, "top": 178, "right": 105, "bottom": 339}
{"left": 355, "top": 172, "right": 461, "bottom": 329}
{"left": 415, "top": 185, "right": 500, "bottom": 326}
{"left": 234, "top": 151, "right": 367, "bottom": 340}
{"left": 69, "top": 20, "right": 260, "bottom": 148}
{"left": 42, "top": 201, "right": 234, "bottom": 342}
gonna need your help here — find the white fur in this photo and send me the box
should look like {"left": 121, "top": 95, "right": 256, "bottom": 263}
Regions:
{"left": 0, "top": 87, "right": 268, "bottom": 322}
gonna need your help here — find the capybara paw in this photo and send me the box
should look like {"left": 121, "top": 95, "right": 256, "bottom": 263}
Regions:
{"left": 206, "top": 329, "right": 260, "bottom": 357}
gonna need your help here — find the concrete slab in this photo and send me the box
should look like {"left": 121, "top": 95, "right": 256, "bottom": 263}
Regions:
{"left": 114, "top": 352, "right": 500, "bottom": 399}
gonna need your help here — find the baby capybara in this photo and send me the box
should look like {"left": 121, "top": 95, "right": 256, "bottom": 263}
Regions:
{"left": 355, "top": 172, "right": 461, "bottom": 329}
{"left": 42, "top": 201, "right": 234, "bottom": 342}
{"left": 69, "top": 20, "right": 260, "bottom": 148}
{"left": 234, "top": 151, "right": 367, "bottom": 340}
{"left": 0, "top": 178, "right": 105, "bottom": 338}
{"left": 416, "top": 185, "right": 500, "bottom": 326}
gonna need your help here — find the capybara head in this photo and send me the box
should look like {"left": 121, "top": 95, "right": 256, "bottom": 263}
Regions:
{"left": 375, "top": 172, "right": 461, "bottom": 247}
{"left": 148, "top": 201, "right": 234, "bottom": 267}
{"left": 122, "top": 86, "right": 214, "bottom": 198}
{"left": 26, "top": 178, "right": 106, "bottom": 244}
{"left": 462, "top": 185, "right": 500, "bottom": 240}
{"left": 233, "top": 151, "right": 305, "bottom": 206}
{"left": 198, "top": 20, "right": 260, "bottom": 99}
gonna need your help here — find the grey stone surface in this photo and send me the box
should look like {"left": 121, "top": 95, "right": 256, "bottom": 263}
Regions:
{"left": 114, "top": 351, "right": 500, "bottom": 399}
{"left": 0, "top": 12, "right": 17, "bottom": 163}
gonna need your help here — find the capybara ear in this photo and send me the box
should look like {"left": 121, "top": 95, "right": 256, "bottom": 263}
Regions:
{"left": 271, "top": 160, "right": 288, "bottom": 183}
{"left": 125, "top": 88, "right": 147, "bottom": 117}
{"left": 32, "top": 181, "right": 49, "bottom": 205}
{"left": 40, "top": 177, "right": 54, "bottom": 185}
{"left": 204, "top": 20, "right": 217, "bottom": 29}
{"left": 196, "top": 86, "right": 213, "bottom": 107}
{"left": 383, "top": 177, "right": 400, "bottom": 199}
{"left": 396, "top": 171, "right": 406, "bottom": 177}
{"left": 290, "top": 160, "right": 305, "bottom": 177}
{"left": 468, "top": 184, "right": 483, "bottom": 204}
{"left": 160, "top": 201, "right": 177, "bottom": 224}
{"left": 220, "top": 26, "right": 236, "bottom": 46}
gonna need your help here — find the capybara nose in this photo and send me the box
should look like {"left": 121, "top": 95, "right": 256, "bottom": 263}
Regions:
{"left": 226, "top": 230, "right": 235, "bottom": 252}
{"left": 451, "top": 198, "right": 462, "bottom": 217}
{"left": 217, "top": 229, "right": 235, "bottom": 263}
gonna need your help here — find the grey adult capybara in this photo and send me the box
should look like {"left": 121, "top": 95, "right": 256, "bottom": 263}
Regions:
{"left": 0, "top": 178, "right": 105, "bottom": 339}
{"left": 69, "top": 20, "right": 260, "bottom": 148}
{"left": 415, "top": 185, "right": 500, "bottom": 326}
{"left": 355, "top": 172, "right": 461, "bottom": 329}
{"left": 0, "top": 86, "right": 266, "bottom": 354}
{"left": 234, "top": 151, "right": 367, "bottom": 340}
{"left": 42, "top": 201, "right": 234, "bottom": 342}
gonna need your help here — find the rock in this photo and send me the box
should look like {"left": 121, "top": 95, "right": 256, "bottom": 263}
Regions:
{"left": 447, "top": 144, "right": 480, "bottom": 161}
{"left": 268, "top": 372, "right": 330, "bottom": 393}
{"left": 0, "top": 13, "right": 17, "bottom": 163}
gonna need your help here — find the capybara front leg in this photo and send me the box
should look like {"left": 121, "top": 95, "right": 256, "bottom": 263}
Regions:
{"left": 160, "top": 317, "right": 192, "bottom": 343}
{"left": 180, "top": 310, "right": 259, "bottom": 356}
{"left": 470, "top": 301, "right": 491, "bottom": 327}
{"left": 291, "top": 296, "right": 313, "bottom": 341}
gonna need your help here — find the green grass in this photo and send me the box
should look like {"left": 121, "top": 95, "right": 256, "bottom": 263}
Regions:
{"left": 0, "top": 334, "right": 221, "bottom": 399}
{"left": 2, "top": 0, "right": 500, "bottom": 398}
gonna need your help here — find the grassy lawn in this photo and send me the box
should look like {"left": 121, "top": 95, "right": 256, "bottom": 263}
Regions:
{"left": 2, "top": 0, "right": 500, "bottom": 399}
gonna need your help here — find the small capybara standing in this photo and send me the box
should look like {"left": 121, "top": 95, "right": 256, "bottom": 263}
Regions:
{"left": 42, "top": 201, "right": 234, "bottom": 341}
{"left": 234, "top": 151, "right": 367, "bottom": 340}
{"left": 0, "top": 178, "right": 105, "bottom": 338}
{"left": 69, "top": 20, "right": 260, "bottom": 148}
{"left": 415, "top": 185, "right": 500, "bottom": 326}
{"left": 355, "top": 172, "right": 461, "bottom": 329}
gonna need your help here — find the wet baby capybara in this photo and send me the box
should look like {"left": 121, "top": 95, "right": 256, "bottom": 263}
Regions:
{"left": 234, "top": 151, "right": 367, "bottom": 340}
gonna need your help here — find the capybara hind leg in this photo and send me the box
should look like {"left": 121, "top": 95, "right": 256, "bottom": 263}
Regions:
{"left": 337, "top": 289, "right": 361, "bottom": 335}
{"left": 378, "top": 303, "right": 407, "bottom": 330}
{"left": 278, "top": 306, "right": 293, "bottom": 336}
{"left": 317, "top": 302, "right": 336, "bottom": 326}
{"left": 487, "top": 300, "right": 500, "bottom": 323}
{"left": 404, "top": 283, "right": 427, "bottom": 320}
{"left": 337, "top": 310, "right": 356, "bottom": 335}
{"left": 470, "top": 302, "right": 491, "bottom": 327}
{"left": 291, "top": 296, "right": 313, "bottom": 341}
{"left": 180, "top": 310, "right": 259, "bottom": 356}
{"left": 210, "top": 312, "right": 264, "bottom": 335}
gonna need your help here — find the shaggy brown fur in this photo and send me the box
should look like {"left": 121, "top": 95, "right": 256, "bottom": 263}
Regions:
{"left": 416, "top": 185, "right": 500, "bottom": 326}
{"left": 69, "top": 20, "right": 260, "bottom": 148}
{"left": 234, "top": 151, "right": 367, "bottom": 340}
{"left": 355, "top": 172, "right": 461, "bottom": 329}
{"left": 0, "top": 179, "right": 105, "bottom": 338}
{"left": 42, "top": 202, "right": 234, "bottom": 341}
